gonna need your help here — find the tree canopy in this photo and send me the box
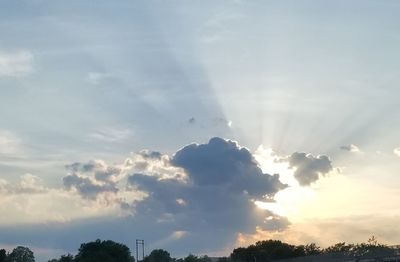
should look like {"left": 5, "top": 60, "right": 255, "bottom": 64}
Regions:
{"left": 48, "top": 254, "right": 74, "bottom": 262}
{"left": 7, "top": 246, "right": 35, "bottom": 262}
{"left": 231, "top": 240, "right": 307, "bottom": 262}
{"left": 230, "top": 236, "right": 395, "bottom": 262}
{"left": 74, "top": 239, "right": 134, "bottom": 262}
{"left": 0, "top": 249, "right": 6, "bottom": 262}
{"left": 143, "top": 249, "right": 172, "bottom": 262}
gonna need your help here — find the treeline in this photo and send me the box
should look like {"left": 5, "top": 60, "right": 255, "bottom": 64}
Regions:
{"left": 0, "top": 236, "right": 396, "bottom": 262}
{"left": 0, "top": 247, "right": 35, "bottom": 262}
{"left": 0, "top": 239, "right": 213, "bottom": 262}
{"left": 229, "top": 237, "right": 396, "bottom": 262}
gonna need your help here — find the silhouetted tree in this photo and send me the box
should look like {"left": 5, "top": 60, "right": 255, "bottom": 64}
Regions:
{"left": 48, "top": 254, "right": 74, "bottom": 262}
{"left": 143, "top": 249, "right": 172, "bottom": 262}
{"left": 324, "top": 242, "right": 353, "bottom": 254}
{"left": 323, "top": 237, "right": 395, "bottom": 258}
{"left": 217, "top": 257, "right": 230, "bottom": 262}
{"left": 197, "top": 256, "right": 211, "bottom": 262}
{"left": 183, "top": 254, "right": 198, "bottom": 262}
{"left": 7, "top": 246, "right": 35, "bottom": 262}
{"left": 303, "top": 243, "right": 321, "bottom": 256}
{"left": 231, "top": 240, "right": 303, "bottom": 262}
{"left": 74, "top": 239, "right": 134, "bottom": 262}
{"left": 0, "top": 249, "right": 6, "bottom": 262}
{"left": 59, "top": 254, "right": 74, "bottom": 262}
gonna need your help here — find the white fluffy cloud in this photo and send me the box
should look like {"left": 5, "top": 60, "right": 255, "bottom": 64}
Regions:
{"left": 88, "top": 127, "right": 133, "bottom": 143}
{"left": 85, "top": 72, "right": 115, "bottom": 85}
{"left": 0, "top": 51, "right": 33, "bottom": 77}
{"left": 0, "top": 130, "right": 22, "bottom": 155}
{"left": 0, "top": 174, "right": 47, "bottom": 195}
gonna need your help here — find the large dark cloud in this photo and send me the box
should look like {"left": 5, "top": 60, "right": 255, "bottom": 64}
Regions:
{"left": 171, "top": 137, "right": 285, "bottom": 197}
{"left": 285, "top": 152, "right": 333, "bottom": 186}
{"left": 126, "top": 137, "right": 289, "bottom": 252}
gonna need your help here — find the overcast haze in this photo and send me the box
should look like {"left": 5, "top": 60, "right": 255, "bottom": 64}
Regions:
{"left": 1, "top": 1, "right": 400, "bottom": 261}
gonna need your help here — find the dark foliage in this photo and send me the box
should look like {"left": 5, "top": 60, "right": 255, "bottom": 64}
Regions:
{"left": 179, "top": 254, "right": 211, "bottom": 262}
{"left": 217, "top": 257, "right": 230, "bottom": 262}
{"left": 230, "top": 236, "right": 394, "bottom": 262}
{"left": 74, "top": 239, "right": 134, "bottom": 262}
{"left": 323, "top": 238, "right": 395, "bottom": 258}
{"left": 0, "top": 250, "right": 6, "bottom": 262}
{"left": 231, "top": 240, "right": 309, "bottom": 262}
{"left": 143, "top": 249, "right": 172, "bottom": 262}
{"left": 7, "top": 246, "right": 35, "bottom": 262}
{"left": 48, "top": 254, "right": 74, "bottom": 262}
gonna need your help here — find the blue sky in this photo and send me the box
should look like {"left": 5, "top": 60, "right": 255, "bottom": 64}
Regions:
{"left": 1, "top": 1, "right": 400, "bottom": 261}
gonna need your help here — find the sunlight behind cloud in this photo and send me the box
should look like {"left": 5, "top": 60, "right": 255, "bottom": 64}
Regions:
{"left": 253, "top": 145, "right": 316, "bottom": 220}
{"left": 394, "top": 147, "right": 400, "bottom": 157}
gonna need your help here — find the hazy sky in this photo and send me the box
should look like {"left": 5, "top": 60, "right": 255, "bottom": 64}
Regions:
{"left": 1, "top": 1, "right": 400, "bottom": 261}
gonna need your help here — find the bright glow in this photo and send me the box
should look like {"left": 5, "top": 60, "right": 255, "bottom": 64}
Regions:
{"left": 254, "top": 145, "right": 297, "bottom": 186}
{"left": 253, "top": 145, "right": 316, "bottom": 221}
{"left": 255, "top": 201, "right": 286, "bottom": 217}
{"left": 394, "top": 147, "right": 400, "bottom": 157}
{"left": 176, "top": 198, "right": 187, "bottom": 205}
{"left": 172, "top": 230, "right": 188, "bottom": 239}
{"left": 254, "top": 145, "right": 392, "bottom": 226}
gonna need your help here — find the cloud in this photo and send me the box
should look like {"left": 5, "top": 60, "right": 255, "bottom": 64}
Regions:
{"left": 0, "top": 51, "right": 33, "bottom": 77}
{"left": 170, "top": 137, "right": 285, "bottom": 197}
{"left": 62, "top": 138, "right": 290, "bottom": 240}
{"left": 85, "top": 72, "right": 113, "bottom": 85}
{"left": 213, "top": 117, "right": 233, "bottom": 128}
{"left": 188, "top": 117, "right": 196, "bottom": 124}
{"left": 88, "top": 127, "right": 132, "bottom": 143}
{"left": 340, "top": 144, "right": 361, "bottom": 153}
{"left": 0, "top": 174, "right": 47, "bottom": 195}
{"left": 200, "top": 11, "right": 243, "bottom": 43}
{"left": 124, "top": 137, "right": 289, "bottom": 253}
{"left": 0, "top": 130, "right": 22, "bottom": 155}
{"left": 62, "top": 154, "right": 182, "bottom": 208}
{"left": 186, "top": 117, "right": 232, "bottom": 128}
{"left": 282, "top": 152, "right": 333, "bottom": 186}
{"left": 63, "top": 174, "right": 118, "bottom": 200}
{"left": 394, "top": 148, "right": 400, "bottom": 157}
{"left": 138, "top": 150, "right": 162, "bottom": 160}
{"left": 63, "top": 160, "right": 123, "bottom": 200}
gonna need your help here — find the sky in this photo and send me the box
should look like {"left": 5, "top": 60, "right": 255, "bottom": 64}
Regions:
{"left": 1, "top": 0, "right": 400, "bottom": 261}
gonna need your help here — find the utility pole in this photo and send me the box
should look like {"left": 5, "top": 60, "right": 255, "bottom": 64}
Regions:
{"left": 136, "top": 239, "right": 145, "bottom": 262}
